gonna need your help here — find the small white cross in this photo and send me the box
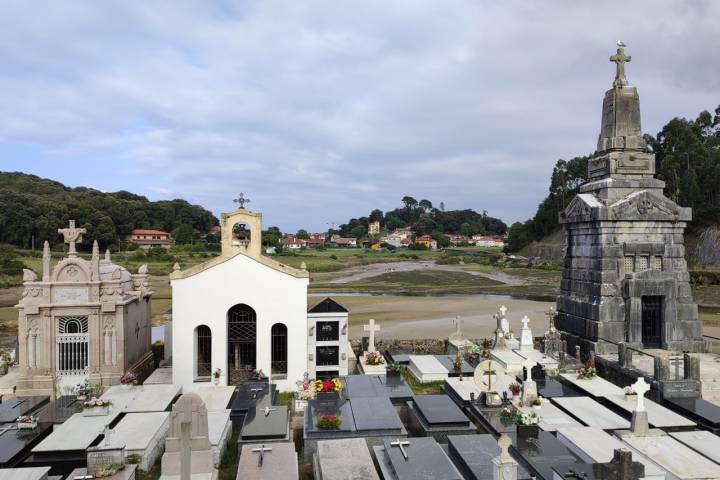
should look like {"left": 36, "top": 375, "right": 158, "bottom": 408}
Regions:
{"left": 390, "top": 438, "right": 410, "bottom": 460}
{"left": 252, "top": 444, "right": 273, "bottom": 467}
{"left": 498, "top": 305, "right": 508, "bottom": 318}
{"left": 631, "top": 377, "right": 650, "bottom": 411}
{"left": 521, "top": 316, "right": 530, "bottom": 330}
{"left": 364, "top": 318, "right": 381, "bottom": 353}
{"left": 522, "top": 357, "right": 537, "bottom": 380}
{"left": 262, "top": 406, "right": 276, "bottom": 417}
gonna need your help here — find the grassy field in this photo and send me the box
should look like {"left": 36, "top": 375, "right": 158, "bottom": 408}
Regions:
{"left": 275, "top": 247, "right": 446, "bottom": 273}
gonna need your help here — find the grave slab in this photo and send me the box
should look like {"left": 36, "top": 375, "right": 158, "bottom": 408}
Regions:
{"left": 446, "top": 434, "right": 532, "bottom": 480}
{"left": 466, "top": 405, "right": 517, "bottom": 436}
{"left": 560, "top": 373, "right": 624, "bottom": 397}
{"left": 433, "top": 355, "right": 474, "bottom": 377}
{"left": 32, "top": 411, "right": 121, "bottom": 452}
{"left": 552, "top": 396, "right": 630, "bottom": 430}
{"left": 512, "top": 402, "right": 582, "bottom": 432}
{"left": 0, "top": 421, "right": 53, "bottom": 468}
{"left": 444, "top": 377, "right": 482, "bottom": 407}
{"left": 240, "top": 406, "right": 289, "bottom": 443}
{"left": 238, "top": 442, "right": 298, "bottom": 480}
{"left": 669, "top": 430, "right": 720, "bottom": 465}
{"left": 534, "top": 378, "right": 583, "bottom": 398}
{"left": 351, "top": 397, "right": 404, "bottom": 432}
{"left": 490, "top": 349, "right": 525, "bottom": 375}
{"left": 186, "top": 385, "right": 235, "bottom": 412}
{"left": 69, "top": 466, "right": 137, "bottom": 480}
{"left": 35, "top": 396, "right": 82, "bottom": 424}
{"left": 229, "top": 381, "right": 276, "bottom": 428}
{"left": 407, "top": 394, "right": 474, "bottom": 439}
{"left": 374, "top": 437, "right": 462, "bottom": 480}
{"left": 143, "top": 366, "right": 173, "bottom": 385}
{"left": 666, "top": 397, "right": 720, "bottom": 432}
{"left": 385, "top": 351, "right": 411, "bottom": 366}
{"left": 344, "top": 374, "right": 414, "bottom": 405}
{"left": 103, "top": 412, "right": 169, "bottom": 471}
{"left": 407, "top": 355, "right": 448, "bottom": 382}
{"left": 0, "top": 467, "right": 51, "bottom": 480}
{"left": 207, "top": 410, "right": 231, "bottom": 467}
{"left": 604, "top": 394, "right": 696, "bottom": 428}
{"left": 510, "top": 430, "right": 587, "bottom": 480}
{"left": 0, "top": 397, "right": 49, "bottom": 423}
{"left": 313, "top": 438, "right": 379, "bottom": 480}
{"left": 513, "top": 349, "right": 559, "bottom": 372}
{"left": 557, "top": 427, "right": 667, "bottom": 480}
{"left": 103, "top": 384, "right": 181, "bottom": 413}
{"left": 620, "top": 432, "right": 720, "bottom": 479}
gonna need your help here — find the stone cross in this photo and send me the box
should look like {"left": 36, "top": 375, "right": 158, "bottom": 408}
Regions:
{"left": 262, "top": 406, "right": 276, "bottom": 417}
{"left": 177, "top": 396, "right": 197, "bottom": 480}
{"left": 234, "top": 193, "right": 251, "bottom": 209}
{"left": 610, "top": 43, "right": 632, "bottom": 87}
{"left": 498, "top": 305, "right": 508, "bottom": 318}
{"left": 252, "top": 444, "right": 272, "bottom": 467}
{"left": 497, "top": 434, "right": 513, "bottom": 463}
{"left": 669, "top": 355, "right": 683, "bottom": 380}
{"left": 58, "top": 220, "right": 86, "bottom": 257}
{"left": 521, "top": 316, "right": 530, "bottom": 330}
{"left": 493, "top": 434, "right": 518, "bottom": 480}
{"left": 363, "top": 318, "right": 380, "bottom": 353}
{"left": 522, "top": 357, "right": 537, "bottom": 381}
{"left": 483, "top": 362, "right": 497, "bottom": 390}
{"left": 453, "top": 315, "right": 464, "bottom": 337}
{"left": 632, "top": 377, "right": 650, "bottom": 411}
{"left": 390, "top": 438, "right": 410, "bottom": 460}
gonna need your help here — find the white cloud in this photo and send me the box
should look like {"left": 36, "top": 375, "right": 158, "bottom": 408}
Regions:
{"left": 0, "top": 1, "right": 718, "bottom": 231}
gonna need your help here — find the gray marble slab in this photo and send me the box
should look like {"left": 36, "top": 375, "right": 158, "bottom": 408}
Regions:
{"left": 238, "top": 442, "right": 298, "bottom": 480}
{"left": 669, "top": 430, "right": 720, "bottom": 465}
{"left": 350, "top": 397, "right": 403, "bottom": 431}
{"left": 552, "top": 396, "right": 630, "bottom": 430}
{"left": 314, "top": 438, "right": 379, "bottom": 480}
{"left": 412, "top": 395, "right": 469, "bottom": 426}
{"left": 375, "top": 437, "right": 462, "bottom": 480}
{"left": 446, "top": 434, "right": 531, "bottom": 480}
{"left": 241, "top": 406, "right": 289, "bottom": 441}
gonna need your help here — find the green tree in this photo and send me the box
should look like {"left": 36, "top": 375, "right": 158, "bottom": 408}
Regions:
{"left": 296, "top": 229, "right": 309, "bottom": 239}
{"left": 262, "top": 226, "right": 282, "bottom": 246}
{"left": 419, "top": 199, "right": 433, "bottom": 212}
{"left": 172, "top": 224, "right": 196, "bottom": 245}
{"left": 401, "top": 196, "right": 418, "bottom": 210}
{"left": 350, "top": 225, "right": 366, "bottom": 238}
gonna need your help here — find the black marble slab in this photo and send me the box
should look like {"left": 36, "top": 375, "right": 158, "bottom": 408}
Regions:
{"left": 665, "top": 397, "right": 720, "bottom": 431}
{"left": 385, "top": 350, "right": 411, "bottom": 365}
{"left": 434, "top": 355, "right": 475, "bottom": 377}
{"left": 35, "top": 396, "right": 82, "bottom": 425}
{"left": 467, "top": 404, "right": 517, "bottom": 436}
{"left": 0, "top": 396, "right": 50, "bottom": 423}
{"left": 344, "top": 374, "right": 413, "bottom": 405}
{"left": 350, "top": 397, "right": 404, "bottom": 432}
{"left": 411, "top": 395, "right": 470, "bottom": 427}
{"left": 535, "top": 378, "right": 584, "bottom": 398}
{"left": 375, "top": 437, "right": 463, "bottom": 480}
{"left": 240, "top": 405, "right": 289, "bottom": 441}
{"left": 447, "top": 434, "right": 532, "bottom": 480}
{"left": 0, "top": 422, "right": 53, "bottom": 468}
{"left": 230, "top": 381, "right": 276, "bottom": 428}
{"left": 510, "top": 431, "right": 589, "bottom": 480}
{"left": 305, "top": 399, "right": 356, "bottom": 434}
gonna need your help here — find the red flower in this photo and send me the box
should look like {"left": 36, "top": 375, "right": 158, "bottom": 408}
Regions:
{"left": 322, "top": 380, "right": 333, "bottom": 392}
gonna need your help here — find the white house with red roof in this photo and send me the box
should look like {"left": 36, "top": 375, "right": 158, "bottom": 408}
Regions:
{"left": 124, "top": 229, "right": 172, "bottom": 249}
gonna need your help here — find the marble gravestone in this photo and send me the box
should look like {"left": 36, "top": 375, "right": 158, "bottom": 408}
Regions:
{"left": 159, "top": 393, "right": 217, "bottom": 480}
{"left": 0, "top": 421, "right": 53, "bottom": 468}
{"left": 552, "top": 397, "right": 630, "bottom": 430}
{"left": 510, "top": 430, "right": 588, "bottom": 480}
{"left": 447, "top": 316, "right": 475, "bottom": 357}
{"left": 359, "top": 319, "right": 386, "bottom": 375}
{"left": 447, "top": 434, "right": 531, "bottom": 480}
{"left": 0, "top": 396, "right": 49, "bottom": 424}
{"left": 344, "top": 374, "right": 413, "bottom": 405}
{"left": 313, "top": 438, "right": 379, "bottom": 480}
{"left": 237, "top": 442, "right": 298, "bottom": 480}
{"left": 518, "top": 316, "right": 533, "bottom": 352}
{"left": 407, "top": 355, "right": 449, "bottom": 382}
{"left": 374, "top": 437, "right": 463, "bottom": 480}
{"left": 407, "top": 394, "right": 475, "bottom": 442}
{"left": 101, "top": 412, "right": 170, "bottom": 472}
{"left": 240, "top": 406, "right": 289, "bottom": 443}
{"left": 0, "top": 467, "right": 51, "bottom": 480}
{"left": 669, "top": 430, "right": 720, "bottom": 465}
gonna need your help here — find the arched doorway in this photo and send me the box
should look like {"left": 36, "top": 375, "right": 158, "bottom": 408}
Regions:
{"left": 227, "top": 304, "right": 257, "bottom": 385}
{"left": 195, "top": 325, "right": 212, "bottom": 379}
{"left": 271, "top": 323, "right": 288, "bottom": 377}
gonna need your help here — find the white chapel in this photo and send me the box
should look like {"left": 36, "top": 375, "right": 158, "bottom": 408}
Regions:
{"left": 170, "top": 205, "right": 310, "bottom": 391}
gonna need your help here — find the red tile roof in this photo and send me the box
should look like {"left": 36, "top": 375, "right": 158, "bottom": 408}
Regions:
{"left": 128, "top": 229, "right": 170, "bottom": 236}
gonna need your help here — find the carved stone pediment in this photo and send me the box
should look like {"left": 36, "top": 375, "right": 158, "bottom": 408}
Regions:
{"left": 560, "top": 194, "right": 601, "bottom": 223}
{"left": 52, "top": 258, "right": 92, "bottom": 283}
{"left": 609, "top": 190, "right": 687, "bottom": 221}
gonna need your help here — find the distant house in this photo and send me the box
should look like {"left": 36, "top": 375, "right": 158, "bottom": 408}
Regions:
{"left": 281, "top": 236, "right": 306, "bottom": 249}
{"left": 415, "top": 234, "right": 437, "bottom": 250}
{"left": 473, "top": 235, "right": 505, "bottom": 248}
{"left": 334, "top": 237, "right": 357, "bottom": 248}
{"left": 448, "top": 234, "right": 469, "bottom": 245}
{"left": 381, "top": 227, "right": 413, "bottom": 248}
{"left": 306, "top": 233, "right": 326, "bottom": 248}
{"left": 368, "top": 220, "right": 381, "bottom": 236}
{"left": 124, "top": 229, "right": 172, "bottom": 249}
{"left": 200, "top": 225, "right": 221, "bottom": 240}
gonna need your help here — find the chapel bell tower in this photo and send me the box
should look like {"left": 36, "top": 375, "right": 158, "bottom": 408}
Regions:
{"left": 220, "top": 193, "right": 262, "bottom": 259}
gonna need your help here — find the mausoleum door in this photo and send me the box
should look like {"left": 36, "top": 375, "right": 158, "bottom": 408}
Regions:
{"left": 227, "top": 304, "right": 257, "bottom": 385}
{"left": 641, "top": 296, "right": 663, "bottom": 348}
{"left": 56, "top": 315, "right": 90, "bottom": 390}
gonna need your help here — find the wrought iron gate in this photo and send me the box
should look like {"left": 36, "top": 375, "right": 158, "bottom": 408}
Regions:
{"left": 641, "top": 296, "right": 663, "bottom": 348}
{"left": 56, "top": 316, "right": 89, "bottom": 388}
{"left": 227, "top": 305, "right": 256, "bottom": 385}
{"left": 271, "top": 323, "right": 287, "bottom": 375}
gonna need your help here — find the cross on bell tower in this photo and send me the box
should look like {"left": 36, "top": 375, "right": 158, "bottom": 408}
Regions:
{"left": 234, "top": 193, "right": 251, "bottom": 209}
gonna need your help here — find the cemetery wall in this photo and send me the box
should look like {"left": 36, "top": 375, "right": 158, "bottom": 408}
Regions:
{"left": 351, "top": 338, "right": 448, "bottom": 355}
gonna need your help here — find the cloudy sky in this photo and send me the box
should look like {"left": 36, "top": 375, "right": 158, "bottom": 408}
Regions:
{"left": 1, "top": 1, "right": 718, "bottom": 232}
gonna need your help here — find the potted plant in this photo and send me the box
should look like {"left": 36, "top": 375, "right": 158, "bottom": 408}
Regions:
{"left": 365, "top": 351, "right": 384, "bottom": 366}
{"left": 499, "top": 406, "right": 515, "bottom": 426}
{"left": 577, "top": 361, "right": 597, "bottom": 380}
{"left": 212, "top": 368, "right": 222, "bottom": 386}
{"left": 386, "top": 362, "right": 403, "bottom": 379}
{"left": 75, "top": 379, "right": 92, "bottom": 400}
{"left": 16, "top": 415, "right": 38, "bottom": 429}
{"left": 467, "top": 344, "right": 481, "bottom": 365}
{"left": 514, "top": 409, "right": 541, "bottom": 437}
{"left": 82, "top": 397, "right": 113, "bottom": 416}
{"left": 316, "top": 413, "right": 342, "bottom": 430}
{"left": 120, "top": 372, "right": 137, "bottom": 389}
{"left": 623, "top": 386, "right": 637, "bottom": 401}
{"left": 509, "top": 382, "right": 522, "bottom": 401}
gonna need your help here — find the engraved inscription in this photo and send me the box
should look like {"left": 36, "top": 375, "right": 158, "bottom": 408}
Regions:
{"left": 53, "top": 288, "right": 89, "bottom": 303}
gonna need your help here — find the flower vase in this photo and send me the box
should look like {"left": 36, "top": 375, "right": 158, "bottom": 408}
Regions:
{"left": 83, "top": 406, "right": 110, "bottom": 417}
{"left": 517, "top": 424, "right": 540, "bottom": 438}
{"left": 625, "top": 394, "right": 637, "bottom": 402}
{"left": 17, "top": 421, "right": 37, "bottom": 430}
{"left": 213, "top": 377, "right": 219, "bottom": 386}
{"left": 532, "top": 405, "right": 542, "bottom": 414}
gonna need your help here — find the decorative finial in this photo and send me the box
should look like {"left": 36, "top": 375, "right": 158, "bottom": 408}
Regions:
{"left": 58, "top": 220, "right": 86, "bottom": 257}
{"left": 105, "top": 249, "right": 111, "bottom": 262}
{"left": 300, "top": 261, "right": 307, "bottom": 270}
{"left": 173, "top": 262, "right": 181, "bottom": 272}
{"left": 138, "top": 264, "right": 148, "bottom": 275}
{"left": 233, "top": 192, "right": 251, "bottom": 209}
{"left": 610, "top": 41, "right": 632, "bottom": 87}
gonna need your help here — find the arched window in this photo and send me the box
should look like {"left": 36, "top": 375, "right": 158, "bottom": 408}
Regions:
{"left": 196, "top": 325, "right": 212, "bottom": 378}
{"left": 271, "top": 323, "right": 288, "bottom": 376}
{"left": 227, "top": 304, "right": 257, "bottom": 385}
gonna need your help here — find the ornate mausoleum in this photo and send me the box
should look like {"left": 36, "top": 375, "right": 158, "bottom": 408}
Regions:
{"left": 556, "top": 45, "right": 704, "bottom": 354}
{"left": 15, "top": 221, "right": 153, "bottom": 395}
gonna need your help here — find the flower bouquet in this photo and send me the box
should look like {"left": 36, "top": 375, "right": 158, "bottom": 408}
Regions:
{"left": 514, "top": 409, "right": 541, "bottom": 437}
{"left": 314, "top": 378, "right": 342, "bottom": 394}
{"left": 212, "top": 368, "right": 222, "bottom": 386}
{"left": 316, "top": 413, "right": 342, "bottom": 430}
{"left": 82, "top": 397, "right": 113, "bottom": 416}
{"left": 365, "top": 351, "right": 384, "bottom": 366}
{"left": 16, "top": 415, "right": 38, "bottom": 429}
{"left": 500, "top": 406, "right": 516, "bottom": 424}
{"left": 120, "top": 372, "right": 137, "bottom": 387}
{"left": 509, "top": 382, "right": 522, "bottom": 399}
{"left": 75, "top": 379, "right": 92, "bottom": 400}
{"left": 577, "top": 361, "right": 597, "bottom": 380}
{"left": 623, "top": 386, "right": 637, "bottom": 401}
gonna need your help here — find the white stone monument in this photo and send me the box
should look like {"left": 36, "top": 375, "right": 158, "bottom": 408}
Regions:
{"left": 474, "top": 359, "right": 508, "bottom": 406}
{"left": 359, "top": 319, "right": 385, "bottom": 375}
{"left": 630, "top": 377, "right": 650, "bottom": 436}
{"left": 492, "top": 434, "right": 518, "bottom": 480}
{"left": 498, "top": 305, "right": 509, "bottom": 334}
{"left": 519, "top": 316, "right": 533, "bottom": 352}
{"left": 160, "top": 393, "right": 218, "bottom": 480}
{"left": 520, "top": 358, "right": 538, "bottom": 406}
{"left": 448, "top": 315, "right": 474, "bottom": 356}
{"left": 363, "top": 318, "right": 380, "bottom": 353}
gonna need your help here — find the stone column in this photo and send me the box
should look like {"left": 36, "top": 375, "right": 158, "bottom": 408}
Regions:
{"left": 653, "top": 356, "right": 669, "bottom": 381}
{"left": 684, "top": 353, "right": 700, "bottom": 381}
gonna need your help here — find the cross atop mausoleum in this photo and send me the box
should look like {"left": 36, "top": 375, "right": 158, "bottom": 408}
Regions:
{"left": 610, "top": 41, "right": 632, "bottom": 87}
{"left": 234, "top": 192, "right": 251, "bottom": 209}
{"left": 58, "top": 220, "right": 86, "bottom": 257}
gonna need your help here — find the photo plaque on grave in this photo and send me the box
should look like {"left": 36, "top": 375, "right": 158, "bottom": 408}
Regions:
{"left": 87, "top": 446, "right": 126, "bottom": 477}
